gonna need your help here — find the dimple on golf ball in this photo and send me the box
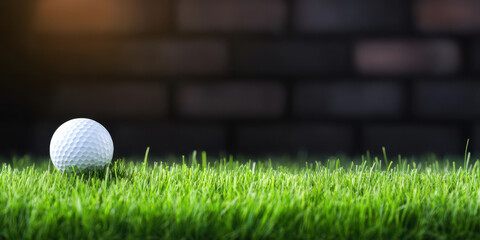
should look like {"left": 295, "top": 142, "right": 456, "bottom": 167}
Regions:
{"left": 50, "top": 118, "right": 114, "bottom": 171}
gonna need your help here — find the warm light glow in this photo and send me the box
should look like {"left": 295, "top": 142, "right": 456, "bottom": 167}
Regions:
{"left": 34, "top": 0, "right": 143, "bottom": 34}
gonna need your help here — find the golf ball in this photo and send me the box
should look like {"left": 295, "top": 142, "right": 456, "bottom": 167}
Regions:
{"left": 50, "top": 118, "right": 114, "bottom": 171}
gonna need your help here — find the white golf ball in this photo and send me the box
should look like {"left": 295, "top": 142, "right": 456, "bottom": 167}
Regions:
{"left": 50, "top": 118, "right": 114, "bottom": 171}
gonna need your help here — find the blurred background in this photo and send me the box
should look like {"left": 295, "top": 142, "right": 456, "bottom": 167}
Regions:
{"left": 0, "top": 0, "right": 479, "bottom": 158}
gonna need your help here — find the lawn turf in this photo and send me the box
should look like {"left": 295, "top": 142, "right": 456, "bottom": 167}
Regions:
{"left": 1, "top": 151, "right": 480, "bottom": 240}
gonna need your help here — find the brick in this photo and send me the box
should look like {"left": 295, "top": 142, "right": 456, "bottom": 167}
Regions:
{"left": 235, "top": 41, "right": 350, "bottom": 76}
{"left": 473, "top": 125, "right": 480, "bottom": 152}
{"left": 34, "top": 0, "right": 170, "bottom": 34}
{"left": 0, "top": 81, "right": 27, "bottom": 118}
{"left": 0, "top": 2, "right": 36, "bottom": 34}
{"left": 0, "top": 43, "right": 24, "bottom": 75}
{"left": 236, "top": 124, "right": 353, "bottom": 154}
{"left": 414, "top": 81, "right": 480, "bottom": 119}
{"left": 355, "top": 40, "right": 460, "bottom": 75}
{"left": 50, "top": 82, "right": 168, "bottom": 119}
{"left": 294, "top": 82, "right": 404, "bottom": 118}
{"left": 363, "top": 125, "right": 462, "bottom": 155}
{"left": 0, "top": 38, "right": 38, "bottom": 75}
{"left": 32, "top": 122, "right": 59, "bottom": 156}
{"left": 0, "top": 122, "right": 33, "bottom": 156}
{"left": 294, "top": 0, "right": 407, "bottom": 32}
{"left": 0, "top": 77, "right": 51, "bottom": 120}
{"left": 416, "top": 0, "right": 480, "bottom": 32}
{"left": 177, "top": 0, "right": 286, "bottom": 33}
{"left": 472, "top": 42, "right": 480, "bottom": 73}
{"left": 177, "top": 82, "right": 285, "bottom": 118}
{"left": 113, "top": 123, "right": 225, "bottom": 156}
{"left": 28, "top": 39, "right": 227, "bottom": 76}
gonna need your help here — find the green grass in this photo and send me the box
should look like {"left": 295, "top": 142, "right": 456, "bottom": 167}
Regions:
{"left": 2, "top": 150, "right": 480, "bottom": 240}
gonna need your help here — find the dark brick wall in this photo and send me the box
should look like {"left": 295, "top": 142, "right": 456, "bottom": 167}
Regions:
{"left": 1, "top": 0, "right": 479, "bottom": 157}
